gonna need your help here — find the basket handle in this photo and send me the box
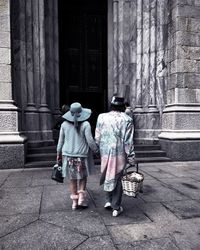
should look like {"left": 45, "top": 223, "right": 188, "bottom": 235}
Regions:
{"left": 124, "top": 162, "right": 139, "bottom": 175}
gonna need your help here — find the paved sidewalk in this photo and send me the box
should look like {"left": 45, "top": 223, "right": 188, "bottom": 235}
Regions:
{"left": 0, "top": 161, "right": 200, "bottom": 250}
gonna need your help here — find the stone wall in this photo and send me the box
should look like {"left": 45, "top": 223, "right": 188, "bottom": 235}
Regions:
{"left": 111, "top": 0, "right": 170, "bottom": 143}
{"left": 159, "top": 0, "right": 200, "bottom": 160}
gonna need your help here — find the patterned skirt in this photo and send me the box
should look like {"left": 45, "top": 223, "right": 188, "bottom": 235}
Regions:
{"left": 62, "top": 156, "right": 88, "bottom": 180}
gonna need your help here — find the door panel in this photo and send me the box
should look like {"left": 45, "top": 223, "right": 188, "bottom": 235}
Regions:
{"left": 59, "top": 0, "right": 107, "bottom": 131}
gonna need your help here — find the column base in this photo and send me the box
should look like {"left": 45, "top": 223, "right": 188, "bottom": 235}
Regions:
{"left": 159, "top": 138, "right": 200, "bottom": 161}
{"left": 0, "top": 133, "right": 27, "bottom": 169}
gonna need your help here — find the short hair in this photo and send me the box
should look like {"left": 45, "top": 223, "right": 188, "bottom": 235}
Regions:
{"left": 61, "top": 104, "right": 69, "bottom": 114}
{"left": 110, "top": 103, "right": 125, "bottom": 112}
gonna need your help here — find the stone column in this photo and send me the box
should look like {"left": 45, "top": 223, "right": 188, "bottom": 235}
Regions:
{"left": 113, "top": 0, "right": 119, "bottom": 94}
{"left": 142, "top": 0, "right": 150, "bottom": 108}
{"left": 159, "top": 0, "right": 200, "bottom": 160}
{"left": 24, "top": 0, "right": 41, "bottom": 141}
{"left": 149, "top": 0, "right": 157, "bottom": 111}
{"left": 135, "top": 0, "right": 143, "bottom": 110}
{"left": 0, "top": 0, "right": 26, "bottom": 168}
{"left": 129, "top": 0, "right": 137, "bottom": 108}
{"left": 53, "top": 0, "right": 60, "bottom": 116}
{"left": 38, "top": 0, "right": 53, "bottom": 142}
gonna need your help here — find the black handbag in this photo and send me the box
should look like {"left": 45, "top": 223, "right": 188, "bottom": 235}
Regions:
{"left": 51, "top": 163, "right": 64, "bottom": 183}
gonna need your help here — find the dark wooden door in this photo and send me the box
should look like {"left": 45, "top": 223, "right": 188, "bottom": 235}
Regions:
{"left": 59, "top": 0, "right": 107, "bottom": 132}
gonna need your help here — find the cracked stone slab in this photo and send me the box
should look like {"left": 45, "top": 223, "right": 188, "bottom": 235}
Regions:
{"left": 75, "top": 235, "right": 116, "bottom": 250}
{"left": 170, "top": 219, "right": 200, "bottom": 250}
{"left": 107, "top": 223, "right": 173, "bottom": 244}
{"left": 40, "top": 210, "right": 108, "bottom": 237}
{"left": 31, "top": 175, "right": 58, "bottom": 186}
{"left": 0, "top": 213, "right": 38, "bottom": 237}
{"left": 2, "top": 177, "right": 32, "bottom": 188}
{"left": 0, "top": 220, "right": 87, "bottom": 250}
{"left": 117, "top": 237, "right": 179, "bottom": 250}
{"left": 41, "top": 185, "right": 71, "bottom": 213}
{"left": 142, "top": 169, "right": 177, "bottom": 179}
{"left": 0, "top": 187, "right": 43, "bottom": 215}
{"left": 41, "top": 185, "right": 95, "bottom": 213}
{"left": 133, "top": 200, "right": 178, "bottom": 223}
{"left": 140, "top": 180, "right": 189, "bottom": 202}
{"left": 162, "top": 200, "right": 200, "bottom": 219}
{"left": 154, "top": 165, "right": 197, "bottom": 178}
{"left": 160, "top": 177, "right": 200, "bottom": 200}
{"left": 96, "top": 204, "right": 151, "bottom": 226}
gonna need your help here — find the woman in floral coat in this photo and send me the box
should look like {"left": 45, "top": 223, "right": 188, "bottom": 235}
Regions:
{"left": 95, "top": 96, "right": 135, "bottom": 217}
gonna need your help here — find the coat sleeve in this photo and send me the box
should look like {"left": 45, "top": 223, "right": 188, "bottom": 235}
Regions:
{"left": 95, "top": 115, "right": 101, "bottom": 146}
{"left": 124, "top": 120, "right": 135, "bottom": 159}
{"left": 84, "top": 122, "right": 99, "bottom": 153}
{"left": 56, "top": 124, "right": 65, "bottom": 153}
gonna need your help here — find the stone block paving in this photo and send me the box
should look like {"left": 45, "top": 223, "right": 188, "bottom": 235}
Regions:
{"left": 0, "top": 162, "right": 200, "bottom": 249}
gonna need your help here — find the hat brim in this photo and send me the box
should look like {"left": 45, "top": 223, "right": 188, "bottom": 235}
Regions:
{"left": 62, "top": 108, "right": 92, "bottom": 122}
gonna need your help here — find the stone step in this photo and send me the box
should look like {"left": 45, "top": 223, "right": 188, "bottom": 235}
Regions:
{"left": 134, "top": 144, "right": 161, "bottom": 151}
{"left": 24, "top": 160, "right": 56, "bottom": 168}
{"left": 25, "top": 143, "right": 171, "bottom": 168}
{"left": 26, "top": 153, "right": 56, "bottom": 162}
{"left": 135, "top": 157, "right": 171, "bottom": 163}
{"left": 26, "top": 149, "right": 167, "bottom": 162}
{"left": 28, "top": 146, "right": 57, "bottom": 154}
{"left": 135, "top": 150, "right": 166, "bottom": 158}
{"left": 24, "top": 156, "right": 171, "bottom": 169}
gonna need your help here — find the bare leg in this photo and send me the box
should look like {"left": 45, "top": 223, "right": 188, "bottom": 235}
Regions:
{"left": 78, "top": 177, "right": 88, "bottom": 207}
{"left": 69, "top": 179, "right": 78, "bottom": 194}
{"left": 79, "top": 177, "right": 87, "bottom": 191}
{"left": 69, "top": 179, "right": 79, "bottom": 210}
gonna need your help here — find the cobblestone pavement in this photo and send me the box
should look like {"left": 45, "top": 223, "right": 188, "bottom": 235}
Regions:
{"left": 0, "top": 161, "right": 200, "bottom": 250}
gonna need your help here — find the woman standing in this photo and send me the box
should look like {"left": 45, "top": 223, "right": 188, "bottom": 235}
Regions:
{"left": 95, "top": 96, "right": 135, "bottom": 216}
{"left": 57, "top": 102, "right": 98, "bottom": 210}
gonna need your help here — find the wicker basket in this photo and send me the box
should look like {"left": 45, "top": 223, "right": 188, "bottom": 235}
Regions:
{"left": 122, "top": 164, "right": 144, "bottom": 197}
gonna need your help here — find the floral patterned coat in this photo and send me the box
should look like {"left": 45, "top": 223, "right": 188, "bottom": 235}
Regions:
{"left": 95, "top": 111, "right": 135, "bottom": 191}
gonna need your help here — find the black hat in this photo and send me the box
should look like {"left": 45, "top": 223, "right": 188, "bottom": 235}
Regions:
{"left": 110, "top": 96, "right": 125, "bottom": 106}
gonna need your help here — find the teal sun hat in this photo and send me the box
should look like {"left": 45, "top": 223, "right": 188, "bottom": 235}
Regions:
{"left": 63, "top": 102, "right": 91, "bottom": 126}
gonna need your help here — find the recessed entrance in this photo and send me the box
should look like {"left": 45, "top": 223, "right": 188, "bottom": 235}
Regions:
{"left": 58, "top": 0, "right": 108, "bottom": 131}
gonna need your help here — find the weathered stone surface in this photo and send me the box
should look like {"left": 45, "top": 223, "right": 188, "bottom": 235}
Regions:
{"left": 0, "top": 220, "right": 87, "bottom": 250}
{"left": 96, "top": 205, "right": 151, "bottom": 226}
{"left": 175, "top": 30, "right": 200, "bottom": 47}
{"left": 160, "top": 139, "right": 200, "bottom": 161}
{"left": 0, "top": 144, "right": 25, "bottom": 169}
{"left": 0, "top": 213, "right": 38, "bottom": 237}
{"left": 0, "top": 82, "right": 12, "bottom": 99}
{"left": 2, "top": 176, "right": 32, "bottom": 188}
{"left": 40, "top": 210, "right": 108, "bottom": 237}
{"left": 0, "top": 186, "right": 42, "bottom": 215}
{"left": 31, "top": 168, "right": 58, "bottom": 186}
{"left": 0, "top": 47, "right": 10, "bottom": 64}
{"left": 162, "top": 200, "right": 200, "bottom": 219}
{"left": 170, "top": 59, "right": 200, "bottom": 74}
{"left": 40, "top": 185, "right": 70, "bottom": 213}
{"left": 117, "top": 238, "right": 179, "bottom": 250}
{"left": 0, "top": 163, "right": 200, "bottom": 249}
{"left": 75, "top": 236, "right": 116, "bottom": 250}
{"left": 161, "top": 177, "right": 200, "bottom": 200}
{"left": 140, "top": 179, "right": 188, "bottom": 202}
{"left": 0, "top": 64, "right": 11, "bottom": 82}
{"left": 142, "top": 168, "right": 176, "bottom": 179}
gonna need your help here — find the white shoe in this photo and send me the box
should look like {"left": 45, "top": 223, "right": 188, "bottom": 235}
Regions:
{"left": 104, "top": 202, "right": 111, "bottom": 209}
{"left": 112, "top": 206, "right": 123, "bottom": 217}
